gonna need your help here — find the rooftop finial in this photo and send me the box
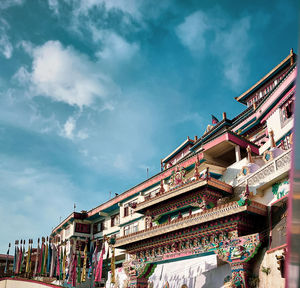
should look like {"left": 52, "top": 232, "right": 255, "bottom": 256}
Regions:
{"left": 290, "top": 48, "right": 294, "bottom": 65}
{"left": 159, "top": 179, "right": 165, "bottom": 194}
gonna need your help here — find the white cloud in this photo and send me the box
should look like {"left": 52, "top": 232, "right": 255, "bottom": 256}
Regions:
{"left": 95, "top": 31, "right": 139, "bottom": 61}
{"left": 73, "top": 0, "right": 141, "bottom": 19}
{"left": 62, "top": 116, "right": 76, "bottom": 139}
{"left": 176, "top": 9, "right": 253, "bottom": 89}
{"left": 175, "top": 11, "right": 209, "bottom": 53}
{"left": 15, "top": 40, "right": 119, "bottom": 108}
{"left": 0, "top": 0, "right": 24, "bottom": 10}
{"left": 77, "top": 130, "right": 89, "bottom": 140}
{"left": 48, "top": 0, "right": 59, "bottom": 14}
{"left": 17, "top": 40, "right": 34, "bottom": 54}
{"left": 61, "top": 116, "right": 89, "bottom": 140}
{"left": 0, "top": 19, "right": 13, "bottom": 59}
{"left": 213, "top": 17, "right": 251, "bottom": 89}
{"left": 12, "top": 66, "right": 30, "bottom": 84}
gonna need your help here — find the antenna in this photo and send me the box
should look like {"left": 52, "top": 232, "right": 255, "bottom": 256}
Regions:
{"left": 147, "top": 168, "right": 149, "bottom": 178}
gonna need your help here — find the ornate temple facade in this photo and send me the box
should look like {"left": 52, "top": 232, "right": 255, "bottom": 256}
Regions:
{"left": 50, "top": 50, "right": 296, "bottom": 288}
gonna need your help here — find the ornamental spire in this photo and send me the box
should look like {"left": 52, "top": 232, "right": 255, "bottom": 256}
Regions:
{"left": 269, "top": 129, "right": 276, "bottom": 148}
{"left": 246, "top": 145, "right": 253, "bottom": 163}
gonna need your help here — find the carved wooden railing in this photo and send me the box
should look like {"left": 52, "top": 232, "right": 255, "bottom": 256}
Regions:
{"left": 235, "top": 149, "right": 291, "bottom": 193}
{"left": 135, "top": 177, "right": 232, "bottom": 212}
{"left": 115, "top": 200, "right": 266, "bottom": 247}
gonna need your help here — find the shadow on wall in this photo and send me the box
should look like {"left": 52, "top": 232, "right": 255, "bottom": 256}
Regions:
{"left": 197, "top": 262, "right": 231, "bottom": 288}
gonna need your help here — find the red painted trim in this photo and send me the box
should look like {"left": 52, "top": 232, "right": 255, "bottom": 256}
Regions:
{"left": 261, "top": 86, "right": 295, "bottom": 123}
{"left": 0, "top": 278, "right": 62, "bottom": 287}
{"left": 234, "top": 68, "right": 297, "bottom": 131}
{"left": 271, "top": 194, "right": 288, "bottom": 206}
{"left": 266, "top": 243, "right": 287, "bottom": 254}
{"left": 202, "top": 132, "right": 259, "bottom": 154}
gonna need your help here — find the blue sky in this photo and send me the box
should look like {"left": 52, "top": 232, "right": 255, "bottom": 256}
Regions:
{"left": 0, "top": 0, "right": 298, "bottom": 253}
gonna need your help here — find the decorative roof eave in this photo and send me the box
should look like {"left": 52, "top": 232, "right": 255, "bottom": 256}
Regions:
{"left": 162, "top": 138, "right": 195, "bottom": 164}
{"left": 230, "top": 66, "right": 297, "bottom": 137}
{"left": 231, "top": 63, "right": 296, "bottom": 131}
{"left": 115, "top": 200, "right": 267, "bottom": 248}
{"left": 235, "top": 51, "right": 295, "bottom": 104}
{"left": 135, "top": 177, "right": 233, "bottom": 213}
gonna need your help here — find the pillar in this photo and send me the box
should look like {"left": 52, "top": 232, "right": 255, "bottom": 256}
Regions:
{"left": 231, "top": 262, "right": 250, "bottom": 288}
{"left": 235, "top": 145, "right": 241, "bottom": 162}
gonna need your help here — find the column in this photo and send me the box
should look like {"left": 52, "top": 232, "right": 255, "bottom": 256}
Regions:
{"left": 235, "top": 145, "right": 241, "bottom": 162}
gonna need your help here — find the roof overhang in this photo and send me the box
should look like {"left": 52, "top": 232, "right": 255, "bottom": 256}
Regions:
{"left": 135, "top": 177, "right": 233, "bottom": 213}
{"left": 162, "top": 138, "right": 194, "bottom": 163}
{"left": 235, "top": 52, "right": 295, "bottom": 104}
{"left": 203, "top": 131, "right": 259, "bottom": 155}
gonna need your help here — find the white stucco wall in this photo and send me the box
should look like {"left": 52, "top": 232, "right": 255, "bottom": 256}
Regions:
{"left": 252, "top": 247, "right": 286, "bottom": 288}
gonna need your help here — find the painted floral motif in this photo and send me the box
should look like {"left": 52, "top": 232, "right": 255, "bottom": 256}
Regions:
{"left": 169, "top": 165, "right": 186, "bottom": 188}
{"left": 272, "top": 180, "right": 289, "bottom": 199}
{"left": 215, "top": 233, "right": 260, "bottom": 264}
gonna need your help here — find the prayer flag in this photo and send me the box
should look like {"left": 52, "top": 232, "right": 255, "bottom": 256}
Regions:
{"left": 94, "top": 244, "right": 105, "bottom": 283}
{"left": 77, "top": 250, "right": 81, "bottom": 284}
{"left": 81, "top": 242, "right": 87, "bottom": 282}
{"left": 211, "top": 115, "right": 219, "bottom": 125}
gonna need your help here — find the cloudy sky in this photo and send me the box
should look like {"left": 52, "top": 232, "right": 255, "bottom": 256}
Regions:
{"left": 0, "top": 0, "right": 298, "bottom": 253}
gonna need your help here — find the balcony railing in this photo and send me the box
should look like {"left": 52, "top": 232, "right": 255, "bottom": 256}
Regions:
{"left": 235, "top": 149, "right": 291, "bottom": 193}
{"left": 115, "top": 200, "right": 266, "bottom": 248}
{"left": 135, "top": 177, "right": 233, "bottom": 212}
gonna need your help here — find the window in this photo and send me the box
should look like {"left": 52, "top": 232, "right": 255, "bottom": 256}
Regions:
{"left": 75, "top": 223, "right": 91, "bottom": 234}
{"left": 93, "top": 221, "right": 105, "bottom": 234}
{"left": 281, "top": 98, "right": 294, "bottom": 124}
{"left": 111, "top": 214, "right": 120, "bottom": 227}
{"left": 124, "top": 206, "right": 129, "bottom": 217}
{"left": 124, "top": 222, "right": 138, "bottom": 235}
{"left": 124, "top": 225, "right": 130, "bottom": 236}
{"left": 132, "top": 223, "right": 138, "bottom": 233}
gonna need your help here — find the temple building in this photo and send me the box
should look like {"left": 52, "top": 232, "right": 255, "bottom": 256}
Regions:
{"left": 50, "top": 50, "right": 296, "bottom": 288}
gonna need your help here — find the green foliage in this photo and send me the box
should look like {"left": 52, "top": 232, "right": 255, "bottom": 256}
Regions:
{"left": 261, "top": 266, "right": 271, "bottom": 275}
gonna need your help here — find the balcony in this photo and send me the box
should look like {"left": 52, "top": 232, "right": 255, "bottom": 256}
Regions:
{"left": 115, "top": 200, "right": 267, "bottom": 248}
{"left": 135, "top": 177, "right": 233, "bottom": 213}
{"left": 235, "top": 149, "right": 291, "bottom": 194}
